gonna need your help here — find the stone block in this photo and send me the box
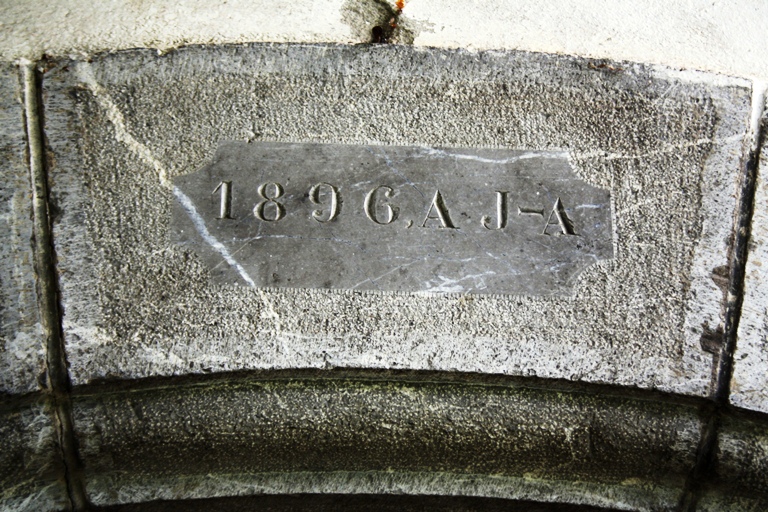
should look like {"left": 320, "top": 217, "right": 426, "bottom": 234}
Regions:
{"left": 731, "top": 101, "right": 768, "bottom": 413}
{"left": 42, "top": 44, "right": 750, "bottom": 395}
{"left": 71, "top": 375, "right": 701, "bottom": 509}
{"left": 697, "top": 494, "right": 767, "bottom": 512}
{"left": 696, "top": 412, "right": 768, "bottom": 511}
{"left": 0, "top": 63, "right": 44, "bottom": 396}
{"left": 0, "top": 398, "right": 68, "bottom": 511}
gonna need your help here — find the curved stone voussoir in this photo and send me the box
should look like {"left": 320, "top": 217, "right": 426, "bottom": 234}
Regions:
{"left": 72, "top": 375, "right": 703, "bottom": 510}
{"left": 695, "top": 409, "right": 768, "bottom": 511}
{"left": 93, "top": 492, "right": 626, "bottom": 511}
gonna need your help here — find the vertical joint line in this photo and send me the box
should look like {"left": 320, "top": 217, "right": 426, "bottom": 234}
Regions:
{"left": 21, "top": 61, "right": 88, "bottom": 511}
{"left": 678, "top": 83, "right": 766, "bottom": 512}
{"left": 714, "top": 87, "right": 766, "bottom": 403}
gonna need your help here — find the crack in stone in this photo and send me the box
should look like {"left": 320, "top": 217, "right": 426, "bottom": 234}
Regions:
{"left": 573, "top": 136, "right": 739, "bottom": 162}
{"left": 76, "top": 63, "right": 288, "bottom": 334}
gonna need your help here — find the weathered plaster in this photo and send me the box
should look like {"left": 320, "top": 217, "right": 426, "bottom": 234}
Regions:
{"left": 1, "top": 1, "right": 767, "bottom": 81}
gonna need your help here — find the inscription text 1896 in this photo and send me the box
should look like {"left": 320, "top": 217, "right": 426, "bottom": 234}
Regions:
{"left": 172, "top": 142, "right": 612, "bottom": 295}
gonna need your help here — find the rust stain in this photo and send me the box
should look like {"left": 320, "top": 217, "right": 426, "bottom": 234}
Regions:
{"left": 390, "top": 0, "right": 404, "bottom": 28}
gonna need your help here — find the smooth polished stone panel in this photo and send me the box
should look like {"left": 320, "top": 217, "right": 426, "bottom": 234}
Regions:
{"left": 731, "top": 103, "right": 768, "bottom": 413}
{"left": 172, "top": 142, "right": 612, "bottom": 295}
{"left": 0, "top": 63, "right": 44, "bottom": 396}
{"left": 42, "top": 44, "right": 750, "bottom": 394}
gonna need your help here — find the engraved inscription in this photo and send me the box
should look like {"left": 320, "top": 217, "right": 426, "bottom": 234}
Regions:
{"left": 420, "top": 190, "right": 456, "bottom": 229}
{"left": 544, "top": 198, "right": 576, "bottom": 236}
{"left": 253, "top": 182, "right": 285, "bottom": 222}
{"left": 171, "top": 142, "right": 613, "bottom": 295}
{"left": 482, "top": 191, "right": 508, "bottom": 230}
{"left": 364, "top": 185, "right": 398, "bottom": 225}
{"left": 213, "top": 181, "right": 232, "bottom": 220}
{"left": 309, "top": 183, "right": 340, "bottom": 223}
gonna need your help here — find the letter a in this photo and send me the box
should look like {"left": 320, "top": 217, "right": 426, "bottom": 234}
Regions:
{"left": 542, "top": 197, "right": 576, "bottom": 235}
{"left": 421, "top": 190, "right": 456, "bottom": 229}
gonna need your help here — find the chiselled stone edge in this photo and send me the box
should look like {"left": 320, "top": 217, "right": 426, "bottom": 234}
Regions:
{"left": 93, "top": 493, "right": 620, "bottom": 512}
{"left": 0, "top": 61, "right": 45, "bottom": 396}
{"left": 0, "top": 395, "right": 69, "bottom": 512}
{"left": 678, "top": 80, "right": 752, "bottom": 399}
{"left": 731, "top": 100, "right": 768, "bottom": 413}
{"left": 66, "top": 371, "right": 768, "bottom": 511}
{"left": 676, "top": 83, "right": 763, "bottom": 511}
{"left": 21, "top": 60, "right": 88, "bottom": 511}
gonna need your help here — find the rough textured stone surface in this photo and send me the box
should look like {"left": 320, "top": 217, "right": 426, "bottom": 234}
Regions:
{"left": 0, "top": 398, "right": 67, "bottom": 511}
{"left": 696, "top": 412, "right": 768, "bottom": 511}
{"left": 731, "top": 102, "right": 768, "bottom": 413}
{"left": 697, "top": 495, "right": 767, "bottom": 512}
{"left": 71, "top": 376, "right": 701, "bottom": 510}
{"left": 0, "top": 62, "right": 44, "bottom": 396}
{"left": 43, "top": 44, "right": 750, "bottom": 395}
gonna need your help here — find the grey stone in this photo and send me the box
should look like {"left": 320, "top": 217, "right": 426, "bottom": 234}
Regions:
{"left": 697, "top": 495, "right": 768, "bottom": 512}
{"left": 696, "top": 412, "right": 768, "bottom": 510}
{"left": 0, "top": 63, "right": 44, "bottom": 396}
{"left": 0, "top": 398, "right": 68, "bottom": 511}
{"left": 71, "top": 375, "right": 701, "bottom": 509}
{"left": 731, "top": 101, "right": 768, "bottom": 413}
{"left": 42, "top": 44, "right": 750, "bottom": 394}
{"left": 172, "top": 141, "right": 612, "bottom": 295}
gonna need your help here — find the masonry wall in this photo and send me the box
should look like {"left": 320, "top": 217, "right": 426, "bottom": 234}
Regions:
{"left": 2, "top": 2, "right": 768, "bottom": 511}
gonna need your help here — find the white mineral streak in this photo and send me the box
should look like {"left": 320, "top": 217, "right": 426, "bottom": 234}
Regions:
{"left": 77, "top": 65, "right": 171, "bottom": 188}
{"left": 76, "top": 64, "right": 267, "bottom": 296}
{"left": 171, "top": 187, "right": 256, "bottom": 288}
{"left": 423, "top": 272, "right": 496, "bottom": 293}
{"left": 423, "top": 148, "right": 567, "bottom": 164}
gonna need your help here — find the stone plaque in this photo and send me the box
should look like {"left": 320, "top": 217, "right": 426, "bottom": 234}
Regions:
{"left": 43, "top": 44, "right": 750, "bottom": 395}
{"left": 171, "top": 142, "right": 612, "bottom": 295}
